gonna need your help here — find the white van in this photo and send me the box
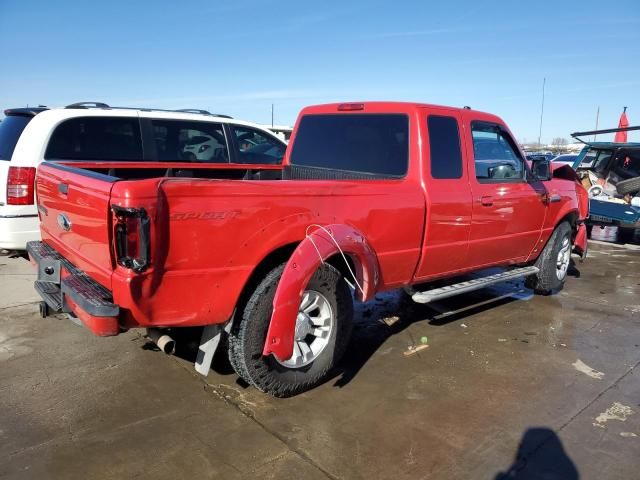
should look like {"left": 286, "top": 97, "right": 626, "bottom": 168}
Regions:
{"left": 0, "top": 103, "right": 287, "bottom": 250}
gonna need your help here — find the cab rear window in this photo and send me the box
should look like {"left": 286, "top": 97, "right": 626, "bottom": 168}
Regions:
{"left": 290, "top": 114, "right": 408, "bottom": 176}
{"left": 0, "top": 115, "right": 32, "bottom": 161}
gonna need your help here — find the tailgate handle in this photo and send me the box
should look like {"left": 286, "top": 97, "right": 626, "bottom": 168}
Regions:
{"left": 58, "top": 183, "right": 69, "bottom": 195}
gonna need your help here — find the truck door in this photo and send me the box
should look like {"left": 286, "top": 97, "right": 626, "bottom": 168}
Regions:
{"left": 464, "top": 120, "right": 547, "bottom": 267}
{"left": 414, "top": 109, "right": 473, "bottom": 280}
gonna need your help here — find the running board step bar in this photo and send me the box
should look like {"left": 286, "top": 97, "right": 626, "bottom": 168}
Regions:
{"left": 411, "top": 266, "right": 540, "bottom": 304}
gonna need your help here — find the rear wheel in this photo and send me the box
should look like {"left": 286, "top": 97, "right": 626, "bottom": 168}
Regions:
{"left": 526, "top": 222, "right": 572, "bottom": 294}
{"left": 618, "top": 227, "right": 636, "bottom": 245}
{"left": 228, "top": 263, "right": 353, "bottom": 397}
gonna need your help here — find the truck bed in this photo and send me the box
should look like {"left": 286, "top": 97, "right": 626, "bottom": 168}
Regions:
{"left": 34, "top": 159, "right": 426, "bottom": 332}
{"left": 50, "top": 161, "right": 285, "bottom": 181}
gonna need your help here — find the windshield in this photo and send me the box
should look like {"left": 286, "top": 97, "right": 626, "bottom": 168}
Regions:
{"left": 0, "top": 115, "right": 32, "bottom": 160}
{"left": 579, "top": 148, "right": 611, "bottom": 169}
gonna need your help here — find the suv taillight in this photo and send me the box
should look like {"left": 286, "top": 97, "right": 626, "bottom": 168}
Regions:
{"left": 7, "top": 166, "right": 37, "bottom": 205}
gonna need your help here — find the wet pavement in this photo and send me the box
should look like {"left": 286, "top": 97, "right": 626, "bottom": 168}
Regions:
{"left": 1, "top": 241, "right": 639, "bottom": 479}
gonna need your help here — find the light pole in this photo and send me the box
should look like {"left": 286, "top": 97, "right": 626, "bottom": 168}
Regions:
{"left": 537, "top": 77, "right": 546, "bottom": 147}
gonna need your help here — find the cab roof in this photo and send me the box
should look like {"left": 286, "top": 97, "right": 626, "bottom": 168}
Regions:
{"left": 298, "top": 101, "right": 505, "bottom": 126}
{"left": 301, "top": 101, "right": 492, "bottom": 114}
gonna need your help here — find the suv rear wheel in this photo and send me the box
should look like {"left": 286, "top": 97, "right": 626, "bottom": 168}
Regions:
{"left": 526, "top": 221, "right": 572, "bottom": 294}
{"left": 228, "top": 263, "right": 353, "bottom": 397}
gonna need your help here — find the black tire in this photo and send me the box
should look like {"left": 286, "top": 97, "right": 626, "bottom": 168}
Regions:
{"left": 228, "top": 262, "right": 353, "bottom": 397}
{"left": 616, "top": 176, "right": 640, "bottom": 195}
{"left": 525, "top": 222, "right": 572, "bottom": 295}
{"left": 618, "top": 227, "right": 636, "bottom": 245}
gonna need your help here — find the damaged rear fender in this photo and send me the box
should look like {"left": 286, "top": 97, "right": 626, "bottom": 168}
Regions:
{"left": 263, "top": 224, "right": 379, "bottom": 361}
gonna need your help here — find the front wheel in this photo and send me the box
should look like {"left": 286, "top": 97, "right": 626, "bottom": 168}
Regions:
{"left": 228, "top": 263, "right": 353, "bottom": 397}
{"left": 526, "top": 221, "right": 573, "bottom": 294}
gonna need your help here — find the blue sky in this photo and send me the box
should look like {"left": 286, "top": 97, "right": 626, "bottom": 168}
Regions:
{"left": 1, "top": 0, "right": 639, "bottom": 142}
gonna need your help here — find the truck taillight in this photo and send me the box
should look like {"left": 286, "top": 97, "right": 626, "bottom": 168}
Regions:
{"left": 7, "top": 166, "right": 36, "bottom": 205}
{"left": 112, "top": 206, "right": 150, "bottom": 273}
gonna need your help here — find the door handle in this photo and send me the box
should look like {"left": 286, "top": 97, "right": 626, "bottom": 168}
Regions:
{"left": 479, "top": 195, "right": 493, "bottom": 206}
{"left": 541, "top": 193, "right": 561, "bottom": 204}
{"left": 58, "top": 183, "right": 69, "bottom": 195}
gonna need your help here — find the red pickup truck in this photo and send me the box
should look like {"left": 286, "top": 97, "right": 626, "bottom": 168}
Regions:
{"left": 29, "top": 102, "right": 588, "bottom": 396}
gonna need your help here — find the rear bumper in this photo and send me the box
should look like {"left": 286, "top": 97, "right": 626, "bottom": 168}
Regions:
{"left": 0, "top": 215, "right": 40, "bottom": 250}
{"left": 27, "top": 241, "right": 121, "bottom": 336}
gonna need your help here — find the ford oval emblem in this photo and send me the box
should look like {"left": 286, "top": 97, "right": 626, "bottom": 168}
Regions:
{"left": 57, "top": 214, "right": 72, "bottom": 232}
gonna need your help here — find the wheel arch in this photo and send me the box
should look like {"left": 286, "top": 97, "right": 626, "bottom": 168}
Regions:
{"left": 233, "top": 241, "right": 301, "bottom": 317}
{"left": 262, "top": 223, "right": 380, "bottom": 361}
{"left": 557, "top": 209, "right": 580, "bottom": 239}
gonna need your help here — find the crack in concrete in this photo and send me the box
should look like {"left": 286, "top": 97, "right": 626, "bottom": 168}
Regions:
{"left": 0, "top": 301, "right": 39, "bottom": 312}
{"left": 558, "top": 358, "right": 640, "bottom": 432}
{"left": 173, "top": 358, "right": 339, "bottom": 480}
{"left": 507, "top": 357, "right": 640, "bottom": 475}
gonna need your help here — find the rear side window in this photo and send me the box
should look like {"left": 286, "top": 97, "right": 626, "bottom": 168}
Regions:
{"left": 230, "top": 126, "right": 285, "bottom": 164}
{"left": 290, "top": 114, "right": 409, "bottom": 176}
{"left": 45, "top": 117, "right": 143, "bottom": 161}
{"left": 427, "top": 115, "right": 462, "bottom": 179}
{"left": 151, "top": 120, "right": 229, "bottom": 162}
{"left": 0, "top": 115, "right": 32, "bottom": 161}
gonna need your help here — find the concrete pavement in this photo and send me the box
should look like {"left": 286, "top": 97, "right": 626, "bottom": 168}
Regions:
{"left": 1, "top": 243, "right": 639, "bottom": 479}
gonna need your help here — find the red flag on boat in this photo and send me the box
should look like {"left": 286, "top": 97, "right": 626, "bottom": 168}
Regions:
{"left": 614, "top": 107, "right": 629, "bottom": 143}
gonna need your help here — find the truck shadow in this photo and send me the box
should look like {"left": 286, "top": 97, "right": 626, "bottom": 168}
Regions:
{"left": 327, "top": 259, "right": 580, "bottom": 387}
{"left": 329, "top": 280, "right": 532, "bottom": 388}
{"left": 145, "top": 265, "right": 580, "bottom": 389}
{"left": 330, "top": 260, "right": 581, "bottom": 388}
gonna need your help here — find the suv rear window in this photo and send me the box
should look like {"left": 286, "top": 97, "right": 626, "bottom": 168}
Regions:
{"left": 0, "top": 115, "right": 32, "bottom": 161}
{"left": 45, "top": 117, "right": 143, "bottom": 161}
{"left": 290, "top": 114, "right": 408, "bottom": 176}
{"left": 230, "top": 125, "right": 285, "bottom": 164}
{"left": 151, "top": 119, "right": 229, "bottom": 162}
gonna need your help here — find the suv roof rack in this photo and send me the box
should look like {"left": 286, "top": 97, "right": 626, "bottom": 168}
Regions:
{"left": 174, "top": 108, "right": 211, "bottom": 115}
{"left": 66, "top": 102, "right": 110, "bottom": 109}
{"left": 173, "top": 108, "right": 233, "bottom": 118}
{"left": 61, "top": 102, "right": 232, "bottom": 118}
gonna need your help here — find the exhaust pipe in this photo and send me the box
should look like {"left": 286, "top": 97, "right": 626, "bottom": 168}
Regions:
{"left": 146, "top": 328, "right": 176, "bottom": 355}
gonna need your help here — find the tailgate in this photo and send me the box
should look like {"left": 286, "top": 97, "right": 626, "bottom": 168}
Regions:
{"left": 36, "top": 162, "right": 116, "bottom": 289}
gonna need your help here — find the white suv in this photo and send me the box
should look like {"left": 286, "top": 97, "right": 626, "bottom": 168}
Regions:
{"left": 0, "top": 102, "right": 287, "bottom": 250}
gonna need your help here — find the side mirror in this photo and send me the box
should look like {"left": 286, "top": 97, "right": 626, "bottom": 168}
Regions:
{"left": 531, "top": 159, "right": 552, "bottom": 181}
